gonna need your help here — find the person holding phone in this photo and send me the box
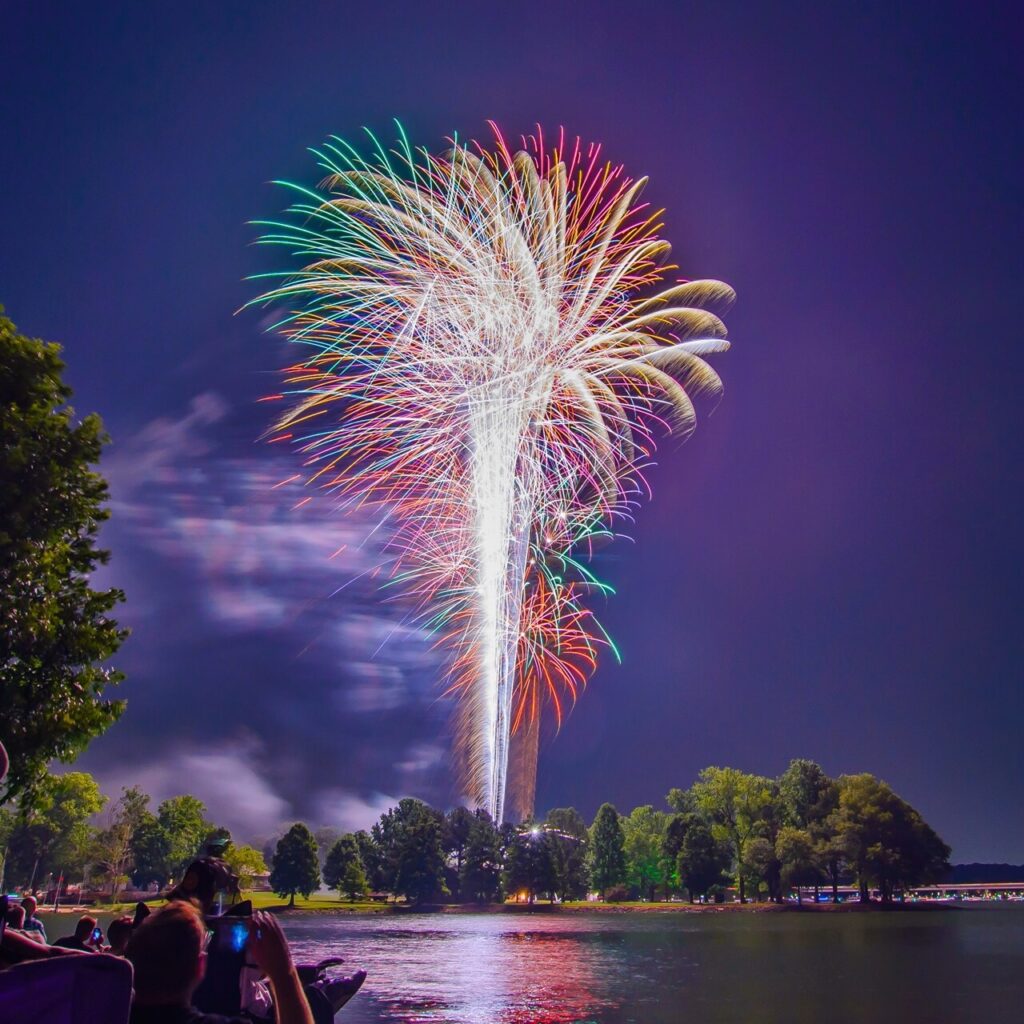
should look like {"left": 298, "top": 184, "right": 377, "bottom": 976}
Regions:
{"left": 52, "top": 916, "right": 100, "bottom": 952}
{"left": 127, "top": 901, "right": 314, "bottom": 1024}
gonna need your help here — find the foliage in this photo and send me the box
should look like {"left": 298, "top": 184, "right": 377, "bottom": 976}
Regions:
{"left": 588, "top": 803, "right": 627, "bottom": 897}
{"left": 116, "top": 787, "right": 152, "bottom": 834}
{"left": 743, "top": 836, "right": 782, "bottom": 902}
{"left": 676, "top": 816, "right": 730, "bottom": 901}
{"left": 223, "top": 844, "right": 268, "bottom": 890}
{"left": 622, "top": 805, "right": 669, "bottom": 901}
{"left": 353, "top": 829, "right": 385, "bottom": 893}
{"left": 778, "top": 759, "right": 833, "bottom": 829}
{"left": 131, "top": 817, "right": 173, "bottom": 889}
{"left": 775, "top": 826, "right": 819, "bottom": 903}
{"left": 156, "top": 795, "right": 213, "bottom": 881}
{"left": 2, "top": 771, "right": 106, "bottom": 888}
{"left": 666, "top": 788, "right": 695, "bottom": 815}
{"left": 833, "top": 774, "right": 951, "bottom": 902}
{"left": 544, "top": 807, "right": 589, "bottom": 900}
{"left": 503, "top": 826, "right": 556, "bottom": 902}
{"left": 689, "top": 767, "right": 776, "bottom": 902}
{"left": 460, "top": 810, "right": 502, "bottom": 902}
{"left": 270, "top": 823, "right": 321, "bottom": 907}
{"left": 442, "top": 806, "right": 476, "bottom": 898}
{"left": 323, "top": 835, "right": 367, "bottom": 900}
{"left": 390, "top": 801, "right": 448, "bottom": 903}
{"left": 0, "top": 310, "right": 127, "bottom": 804}
{"left": 371, "top": 798, "right": 428, "bottom": 892}
{"left": 369, "top": 798, "right": 448, "bottom": 902}
{"left": 340, "top": 858, "right": 370, "bottom": 901}
{"left": 91, "top": 803, "right": 134, "bottom": 901}
{"left": 0, "top": 759, "right": 952, "bottom": 909}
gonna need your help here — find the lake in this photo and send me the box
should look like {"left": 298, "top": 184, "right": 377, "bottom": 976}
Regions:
{"left": 281, "top": 906, "right": 1024, "bottom": 1024}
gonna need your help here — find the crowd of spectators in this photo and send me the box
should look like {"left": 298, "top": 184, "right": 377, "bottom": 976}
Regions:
{"left": 0, "top": 740, "right": 365, "bottom": 1024}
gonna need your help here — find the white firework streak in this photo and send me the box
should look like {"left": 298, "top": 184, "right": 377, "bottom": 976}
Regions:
{"left": 251, "top": 123, "right": 733, "bottom": 822}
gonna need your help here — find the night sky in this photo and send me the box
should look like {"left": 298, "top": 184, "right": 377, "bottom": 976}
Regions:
{"left": 3, "top": 2, "right": 1021, "bottom": 861}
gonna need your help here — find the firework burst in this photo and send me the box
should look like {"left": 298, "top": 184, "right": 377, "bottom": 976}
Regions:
{"left": 252, "top": 123, "right": 733, "bottom": 822}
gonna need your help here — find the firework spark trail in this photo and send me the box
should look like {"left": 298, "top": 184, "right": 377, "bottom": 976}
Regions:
{"left": 251, "top": 123, "right": 733, "bottom": 822}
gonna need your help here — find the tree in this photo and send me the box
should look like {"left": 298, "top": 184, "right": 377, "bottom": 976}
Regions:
{"left": 743, "top": 836, "right": 782, "bottom": 903}
{"left": 778, "top": 760, "right": 833, "bottom": 830}
{"left": 677, "top": 817, "right": 729, "bottom": 902}
{"left": 443, "top": 806, "right": 475, "bottom": 899}
{"left": 690, "top": 767, "right": 775, "bottom": 902}
{"left": 353, "top": 830, "right": 385, "bottom": 893}
{"left": 116, "top": 786, "right": 152, "bottom": 834}
{"left": 3, "top": 771, "right": 105, "bottom": 889}
{"left": 270, "top": 823, "right": 321, "bottom": 907}
{"left": 0, "top": 311, "right": 127, "bottom": 804}
{"left": 131, "top": 818, "right": 173, "bottom": 889}
{"left": 91, "top": 798, "right": 135, "bottom": 902}
{"left": 833, "top": 774, "right": 951, "bottom": 903}
{"left": 503, "top": 826, "right": 556, "bottom": 902}
{"left": 391, "top": 803, "right": 447, "bottom": 904}
{"left": 812, "top": 814, "right": 847, "bottom": 904}
{"left": 622, "top": 805, "right": 669, "bottom": 901}
{"left": 776, "top": 826, "right": 819, "bottom": 904}
{"left": 223, "top": 844, "right": 267, "bottom": 890}
{"left": 157, "top": 795, "right": 212, "bottom": 881}
{"left": 371, "top": 798, "right": 447, "bottom": 902}
{"left": 588, "top": 804, "right": 627, "bottom": 897}
{"left": 666, "top": 788, "right": 695, "bottom": 815}
{"left": 460, "top": 810, "right": 502, "bottom": 903}
{"left": 744, "top": 783, "right": 785, "bottom": 902}
{"left": 340, "top": 859, "right": 369, "bottom": 902}
{"left": 324, "top": 835, "right": 365, "bottom": 900}
{"left": 544, "top": 808, "right": 589, "bottom": 901}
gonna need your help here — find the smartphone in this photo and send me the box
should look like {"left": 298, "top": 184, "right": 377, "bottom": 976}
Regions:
{"left": 205, "top": 915, "right": 250, "bottom": 955}
{"left": 196, "top": 914, "right": 253, "bottom": 1015}
{"left": 91, "top": 927, "right": 103, "bottom": 942}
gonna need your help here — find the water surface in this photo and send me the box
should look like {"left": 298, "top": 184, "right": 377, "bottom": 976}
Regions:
{"left": 283, "top": 905, "right": 1024, "bottom": 1024}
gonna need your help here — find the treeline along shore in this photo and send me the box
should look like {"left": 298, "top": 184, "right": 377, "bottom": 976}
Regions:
{"left": 2, "top": 759, "right": 954, "bottom": 911}
{"left": 0, "top": 316, "right": 956, "bottom": 916}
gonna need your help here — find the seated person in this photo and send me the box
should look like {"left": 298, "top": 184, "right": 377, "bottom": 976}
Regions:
{"left": 166, "top": 857, "right": 365, "bottom": 1021}
{"left": 106, "top": 916, "right": 134, "bottom": 957}
{"left": 52, "top": 917, "right": 99, "bottom": 952}
{"left": 19, "top": 898, "right": 47, "bottom": 944}
{"left": 6, "top": 906, "right": 27, "bottom": 932}
{"left": 125, "top": 901, "right": 314, "bottom": 1024}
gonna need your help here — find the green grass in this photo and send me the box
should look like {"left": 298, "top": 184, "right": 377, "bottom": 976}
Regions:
{"left": 245, "top": 891, "right": 386, "bottom": 912}
{"left": 37, "top": 891, "right": 389, "bottom": 919}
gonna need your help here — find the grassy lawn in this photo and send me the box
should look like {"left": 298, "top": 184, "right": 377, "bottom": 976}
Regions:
{"left": 37, "top": 891, "right": 389, "bottom": 921}
{"left": 245, "top": 891, "right": 386, "bottom": 912}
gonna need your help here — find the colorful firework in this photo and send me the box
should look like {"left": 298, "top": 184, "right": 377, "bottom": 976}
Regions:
{"left": 251, "top": 123, "right": 732, "bottom": 822}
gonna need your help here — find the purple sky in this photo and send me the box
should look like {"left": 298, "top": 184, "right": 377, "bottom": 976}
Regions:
{"left": 3, "top": 2, "right": 1022, "bottom": 860}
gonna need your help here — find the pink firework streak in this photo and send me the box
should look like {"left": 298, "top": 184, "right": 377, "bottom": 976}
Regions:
{"left": 250, "top": 123, "right": 733, "bottom": 822}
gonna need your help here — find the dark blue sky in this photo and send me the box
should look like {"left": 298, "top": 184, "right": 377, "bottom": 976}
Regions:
{"left": 3, "top": 2, "right": 1022, "bottom": 860}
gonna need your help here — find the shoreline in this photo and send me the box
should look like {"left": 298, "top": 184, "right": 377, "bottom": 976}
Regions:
{"left": 37, "top": 896, "right": 990, "bottom": 922}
